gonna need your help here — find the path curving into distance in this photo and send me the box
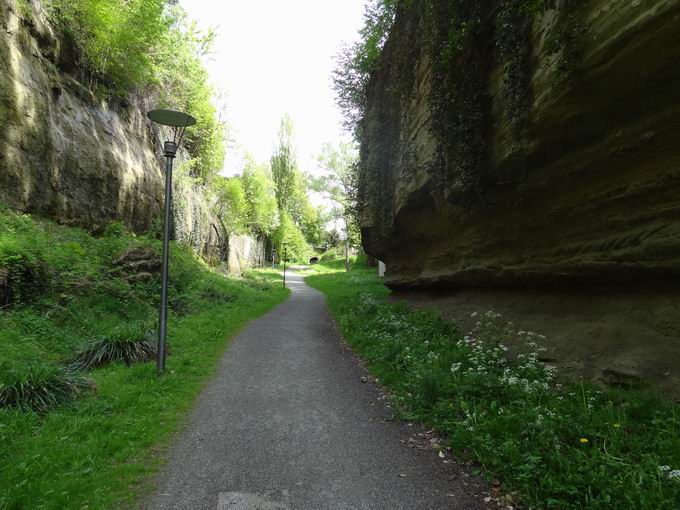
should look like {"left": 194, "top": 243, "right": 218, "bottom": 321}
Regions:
{"left": 146, "top": 270, "right": 486, "bottom": 510}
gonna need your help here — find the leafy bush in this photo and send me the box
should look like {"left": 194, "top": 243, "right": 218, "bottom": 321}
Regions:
{"left": 155, "top": 11, "right": 226, "bottom": 183}
{"left": 272, "top": 210, "right": 312, "bottom": 263}
{"left": 241, "top": 159, "right": 280, "bottom": 236}
{"left": 0, "top": 211, "right": 50, "bottom": 304}
{"left": 68, "top": 323, "right": 157, "bottom": 370}
{"left": 0, "top": 362, "right": 92, "bottom": 412}
{"left": 214, "top": 177, "right": 248, "bottom": 234}
{"left": 307, "top": 268, "right": 680, "bottom": 509}
{"left": 320, "top": 244, "right": 346, "bottom": 261}
{"left": 44, "top": 0, "right": 168, "bottom": 95}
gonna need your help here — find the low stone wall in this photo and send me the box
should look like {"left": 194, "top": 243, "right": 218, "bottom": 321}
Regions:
{"left": 226, "top": 234, "right": 267, "bottom": 275}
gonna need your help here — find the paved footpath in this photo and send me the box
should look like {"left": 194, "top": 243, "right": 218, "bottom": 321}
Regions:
{"left": 146, "top": 271, "right": 485, "bottom": 510}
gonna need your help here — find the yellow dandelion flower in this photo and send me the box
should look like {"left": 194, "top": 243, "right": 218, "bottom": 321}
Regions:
{"left": 580, "top": 438, "right": 589, "bottom": 444}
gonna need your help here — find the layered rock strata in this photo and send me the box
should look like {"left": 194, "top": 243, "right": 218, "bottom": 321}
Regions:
{"left": 359, "top": 0, "right": 680, "bottom": 289}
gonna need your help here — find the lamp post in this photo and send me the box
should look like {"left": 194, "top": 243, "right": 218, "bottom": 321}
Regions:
{"left": 147, "top": 109, "right": 196, "bottom": 373}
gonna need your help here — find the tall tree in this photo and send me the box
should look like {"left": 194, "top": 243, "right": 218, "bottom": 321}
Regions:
{"left": 270, "top": 114, "right": 297, "bottom": 212}
{"left": 316, "top": 142, "right": 360, "bottom": 271}
{"left": 241, "top": 157, "right": 279, "bottom": 236}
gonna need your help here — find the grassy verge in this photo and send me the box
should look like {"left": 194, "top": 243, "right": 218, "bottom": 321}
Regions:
{"left": 0, "top": 207, "right": 288, "bottom": 508}
{"left": 306, "top": 260, "right": 680, "bottom": 509}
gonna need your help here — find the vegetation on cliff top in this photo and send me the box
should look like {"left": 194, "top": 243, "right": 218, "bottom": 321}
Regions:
{"left": 0, "top": 206, "right": 288, "bottom": 507}
{"left": 306, "top": 261, "right": 680, "bottom": 509}
{"left": 42, "top": 0, "right": 225, "bottom": 183}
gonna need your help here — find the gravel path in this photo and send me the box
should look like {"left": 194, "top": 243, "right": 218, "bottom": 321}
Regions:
{"left": 146, "top": 270, "right": 485, "bottom": 510}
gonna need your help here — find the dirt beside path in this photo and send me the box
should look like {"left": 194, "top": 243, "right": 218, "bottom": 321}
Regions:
{"left": 394, "top": 286, "right": 680, "bottom": 400}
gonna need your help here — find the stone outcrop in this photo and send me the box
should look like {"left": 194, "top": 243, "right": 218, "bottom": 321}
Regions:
{"left": 225, "top": 234, "right": 267, "bottom": 275}
{"left": 359, "top": 0, "right": 680, "bottom": 289}
{"left": 0, "top": 0, "right": 163, "bottom": 233}
{"left": 361, "top": 0, "right": 680, "bottom": 394}
{"left": 0, "top": 0, "right": 266, "bottom": 271}
{"left": 114, "top": 246, "right": 161, "bottom": 282}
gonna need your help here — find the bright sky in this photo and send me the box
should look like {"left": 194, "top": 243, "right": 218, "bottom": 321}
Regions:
{"left": 180, "top": 0, "right": 366, "bottom": 177}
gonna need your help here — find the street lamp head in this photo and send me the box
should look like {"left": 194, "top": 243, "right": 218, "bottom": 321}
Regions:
{"left": 147, "top": 109, "right": 196, "bottom": 158}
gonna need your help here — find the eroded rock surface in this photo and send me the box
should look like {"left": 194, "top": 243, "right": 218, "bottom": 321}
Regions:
{"left": 0, "top": 0, "right": 266, "bottom": 271}
{"left": 359, "top": 0, "right": 680, "bottom": 289}
{"left": 359, "top": 1, "right": 680, "bottom": 393}
{"left": 0, "top": 0, "right": 163, "bottom": 233}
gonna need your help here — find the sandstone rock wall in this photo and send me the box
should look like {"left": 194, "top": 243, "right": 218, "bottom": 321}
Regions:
{"left": 225, "top": 234, "right": 267, "bottom": 275}
{"left": 0, "top": 0, "right": 163, "bottom": 232}
{"left": 359, "top": 0, "right": 680, "bottom": 289}
{"left": 0, "top": 0, "right": 265, "bottom": 271}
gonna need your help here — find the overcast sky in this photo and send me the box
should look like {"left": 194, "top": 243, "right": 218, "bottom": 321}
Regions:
{"left": 180, "top": 0, "right": 366, "bottom": 176}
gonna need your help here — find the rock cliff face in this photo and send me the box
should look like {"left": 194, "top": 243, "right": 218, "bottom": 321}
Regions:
{"left": 359, "top": 0, "right": 680, "bottom": 289}
{"left": 0, "top": 0, "right": 163, "bottom": 232}
{"left": 0, "top": 0, "right": 265, "bottom": 272}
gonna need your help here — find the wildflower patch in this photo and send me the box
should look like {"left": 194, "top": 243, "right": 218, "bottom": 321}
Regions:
{"left": 307, "top": 265, "right": 680, "bottom": 509}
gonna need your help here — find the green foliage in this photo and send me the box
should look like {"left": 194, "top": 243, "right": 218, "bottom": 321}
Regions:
{"left": 316, "top": 142, "right": 360, "bottom": 246}
{"left": 307, "top": 265, "right": 680, "bottom": 509}
{"left": 0, "top": 206, "right": 288, "bottom": 507}
{"left": 214, "top": 177, "right": 248, "bottom": 234}
{"left": 0, "top": 211, "right": 49, "bottom": 304}
{"left": 332, "top": 0, "right": 398, "bottom": 135}
{"left": 0, "top": 362, "right": 92, "bottom": 412}
{"left": 155, "top": 12, "right": 226, "bottom": 183}
{"left": 270, "top": 114, "right": 298, "bottom": 211}
{"left": 321, "top": 230, "right": 343, "bottom": 252}
{"left": 68, "top": 324, "right": 157, "bottom": 370}
{"left": 297, "top": 201, "right": 325, "bottom": 247}
{"left": 269, "top": 115, "right": 319, "bottom": 251}
{"left": 272, "top": 211, "right": 311, "bottom": 263}
{"left": 241, "top": 158, "right": 280, "bottom": 236}
{"left": 42, "top": 0, "right": 226, "bottom": 184}
{"left": 44, "top": 0, "right": 168, "bottom": 95}
{"left": 15, "top": 0, "right": 32, "bottom": 18}
{"left": 319, "top": 242, "right": 347, "bottom": 261}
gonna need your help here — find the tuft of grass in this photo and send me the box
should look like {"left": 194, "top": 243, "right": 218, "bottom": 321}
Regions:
{"left": 68, "top": 323, "right": 157, "bottom": 370}
{"left": 306, "top": 261, "right": 680, "bottom": 509}
{"left": 0, "top": 362, "right": 93, "bottom": 412}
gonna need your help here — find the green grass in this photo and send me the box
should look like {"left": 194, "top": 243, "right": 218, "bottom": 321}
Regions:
{"left": 0, "top": 206, "right": 288, "bottom": 508}
{"left": 306, "top": 260, "right": 680, "bottom": 509}
{"left": 300, "top": 255, "right": 366, "bottom": 275}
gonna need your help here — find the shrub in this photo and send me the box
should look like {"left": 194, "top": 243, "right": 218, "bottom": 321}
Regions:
{"left": 42, "top": 1, "right": 226, "bottom": 185}
{"left": 0, "top": 362, "right": 92, "bottom": 412}
{"left": 0, "top": 233, "right": 49, "bottom": 304}
{"left": 198, "top": 282, "right": 236, "bottom": 304}
{"left": 68, "top": 323, "right": 157, "bottom": 370}
{"left": 43, "top": 0, "right": 169, "bottom": 96}
{"left": 320, "top": 245, "right": 346, "bottom": 260}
